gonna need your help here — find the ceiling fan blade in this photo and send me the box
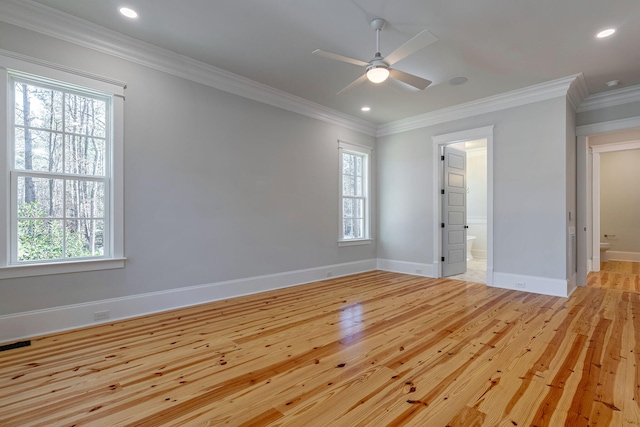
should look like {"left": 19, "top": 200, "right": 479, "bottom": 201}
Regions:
{"left": 337, "top": 74, "right": 368, "bottom": 95}
{"left": 385, "top": 30, "right": 437, "bottom": 66}
{"left": 312, "top": 49, "right": 370, "bottom": 67}
{"left": 389, "top": 68, "right": 432, "bottom": 90}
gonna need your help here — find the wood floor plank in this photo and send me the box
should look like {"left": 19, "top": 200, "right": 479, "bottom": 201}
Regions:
{"left": 2, "top": 266, "right": 640, "bottom": 426}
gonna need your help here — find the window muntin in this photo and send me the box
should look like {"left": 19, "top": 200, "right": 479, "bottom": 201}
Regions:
{"left": 10, "top": 77, "right": 111, "bottom": 263}
{"left": 339, "top": 141, "right": 371, "bottom": 243}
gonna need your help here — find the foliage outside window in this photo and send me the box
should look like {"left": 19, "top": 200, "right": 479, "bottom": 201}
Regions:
{"left": 11, "top": 77, "right": 110, "bottom": 263}
{"left": 339, "top": 141, "right": 371, "bottom": 243}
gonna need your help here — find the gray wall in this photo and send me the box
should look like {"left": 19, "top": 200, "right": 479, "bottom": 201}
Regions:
{"left": 377, "top": 97, "right": 570, "bottom": 280}
{"left": 600, "top": 149, "right": 640, "bottom": 253}
{"left": 0, "top": 23, "right": 375, "bottom": 315}
{"left": 577, "top": 101, "right": 640, "bottom": 127}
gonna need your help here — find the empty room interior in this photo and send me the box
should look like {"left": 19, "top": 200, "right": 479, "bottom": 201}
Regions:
{"left": 1, "top": 0, "right": 640, "bottom": 425}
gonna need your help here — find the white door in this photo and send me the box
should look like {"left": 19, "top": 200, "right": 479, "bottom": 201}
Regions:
{"left": 442, "top": 145, "right": 467, "bottom": 277}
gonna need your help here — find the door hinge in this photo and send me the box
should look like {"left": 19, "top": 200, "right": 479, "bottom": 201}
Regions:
{"left": 441, "top": 257, "right": 445, "bottom": 262}
{"left": 441, "top": 189, "right": 445, "bottom": 195}
{"left": 441, "top": 155, "right": 445, "bottom": 161}
{"left": 441, "top": 223, "right": 445, "bottom": 228}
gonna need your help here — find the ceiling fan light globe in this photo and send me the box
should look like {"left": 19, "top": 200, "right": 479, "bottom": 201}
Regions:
{"left": 366, "top": 66, "right": 389, "bottom": 83}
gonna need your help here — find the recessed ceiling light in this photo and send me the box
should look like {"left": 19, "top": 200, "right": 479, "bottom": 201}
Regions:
{"left": 361, "top": 106, "right": 371, "bottom": 112}
{"left": 596, "top": 28, "right": 616, "bottom": 38}
{"left": 119, "top": 7, "right": 138, "bottom": 19}
{"left": 606, "top": 79, "right": 621, "bottom": 87}
{"left": 449, "top": 77, "right": 468, "bottom": 86}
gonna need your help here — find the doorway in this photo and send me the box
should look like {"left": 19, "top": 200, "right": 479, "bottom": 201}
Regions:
{"left": 432, "top": 126, "right": 494, "bottom": 285}
{"left": 576, "top": 120, "right": 640, "bottom": 286}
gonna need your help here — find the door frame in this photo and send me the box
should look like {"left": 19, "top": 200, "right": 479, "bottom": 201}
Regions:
{"left": 576, "top": 116, "right": 640, "bottom": 285}
{"left": 432, "top": 126, "right": 494, "bottom": 285}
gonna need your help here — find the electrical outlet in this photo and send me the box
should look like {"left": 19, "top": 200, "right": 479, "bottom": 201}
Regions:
{"left": 515, "top": 282, "right": 526, "bottom": 289}
{"left": 326, "top": 271, "right": 333, "bottom": 278}
{"left": 94, "top": 310, "right": 110, "bottom": 321}
{"left": 415, "top": 268, "right": 422, "bottom": 274}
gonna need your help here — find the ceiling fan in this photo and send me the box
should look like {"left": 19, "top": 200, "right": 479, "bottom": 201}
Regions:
{"left": 313, "top": 18, "right": 437, "bottom": 94}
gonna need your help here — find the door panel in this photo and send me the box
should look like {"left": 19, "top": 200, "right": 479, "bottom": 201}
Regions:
{"left": 442, "top": 146, "right": 467, "bottom": 277}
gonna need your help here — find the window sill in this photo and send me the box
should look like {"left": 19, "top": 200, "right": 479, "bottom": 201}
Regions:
{"left": 0, "top": 257, "right": 127, "bottom": 279}
{"left": 338, "top": 239, "right": 373, "bottom": 247}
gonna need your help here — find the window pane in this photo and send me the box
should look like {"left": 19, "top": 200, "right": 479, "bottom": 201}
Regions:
{"left": 343, "top": 176, "right": 356, "bottom": 196}
{"left": 18, "top": 219, "right": 64, "bottom": 261}
{"left": 353, "top": 219, "right": 364, "bottom": 238}
{"left": 355, "top": 155, "right": 363, "bottom": 176}
{"left": 17, "top": 176, "right": 64, "bottom": 218}
{"left": 66, "top": 180, "right": 105, "bottom": 219}
{"left": 65, "top": 93, "right": 106, "bottom": 138}
{"left": 355, "top": 177, "right": 363, "bottom": 196}
{"left": 343, "top": 198, "right": 353, "bottom": 218}
{"left": 355, "top": 199, "right": 364, "bottom": 219}
{"left": 343, "top": 219, "right": 354, "bottom": 239}
{"left": 66, "top": 219, "right": 104, "bottom": 258}
{"left": 342, "top": 153, "right": 354, "bottom": 175}
{"left": 65, "top": 135, "right": 105, "bottom": 176}
{"left": 14, "top": 82, "right": 63, "bottom": 131}
{"left": 14, "top": 128, "right": 63, "bottom": 172}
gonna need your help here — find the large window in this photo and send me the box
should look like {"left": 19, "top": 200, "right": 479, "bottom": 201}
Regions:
{"left": 12, "top": 77, "right": 109, "bottom": 261}
{"left": 338, "top": 140, "right": 371, "bottom": 245}
{"left": 0, "top": 56, "right": 125, "bottom": 278}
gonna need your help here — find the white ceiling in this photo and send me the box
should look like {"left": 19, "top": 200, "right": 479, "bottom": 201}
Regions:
{"left": 29, "top": 0, "right": 640, "bottom": 124}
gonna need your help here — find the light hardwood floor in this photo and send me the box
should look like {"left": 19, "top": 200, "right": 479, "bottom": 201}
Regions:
{"left": 1, "top": 268, "right": 640, "bottom": 426}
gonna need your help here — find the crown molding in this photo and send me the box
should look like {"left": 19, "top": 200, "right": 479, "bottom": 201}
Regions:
{"left": 567, "top": 73, "right": 589, "bottom": 112}
{"left": 377, "top": 74, "right": 582, "bottom": 137}
{"left": 0, "top": 0, "right": 378, "bottom": 137}
{"left": 577, "top": 84, "right": 640, "bottom": 113}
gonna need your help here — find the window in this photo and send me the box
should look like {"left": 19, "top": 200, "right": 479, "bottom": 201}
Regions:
{"left": 0, "top": 55, "right": 125, "bottom": 278}
{"left": 338, "top": 140, "right": 371, "bottom": 245}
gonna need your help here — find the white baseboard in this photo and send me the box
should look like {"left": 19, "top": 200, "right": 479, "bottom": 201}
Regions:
{"left": 492, "top": 272, "right": 571, "bottom": 297}
{"left": 376, "top": 258, "right": 436, "bottom": 277}
{"left": 606, "top": 251, "right": 640, "bottom": 262}
{"left": 0, "top": 259, "right": 377, "bottom": 343}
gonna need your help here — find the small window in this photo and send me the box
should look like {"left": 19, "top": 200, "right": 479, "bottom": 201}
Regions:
{"left": 0, "top": 56, "right": 125, "bottom": 278}
{"left": 338, "top": 140, "right": 372, "bottom": 245}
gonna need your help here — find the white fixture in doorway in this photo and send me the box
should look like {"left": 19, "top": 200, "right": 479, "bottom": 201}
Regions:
{"left": 432, "top": 126, "right": 494, "bottom": 285}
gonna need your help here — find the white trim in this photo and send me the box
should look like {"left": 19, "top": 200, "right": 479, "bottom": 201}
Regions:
{"left": 592, "top": 151, "right": 601, "bottom": 271}
{"left": 338, "top": 239, "right": 373, "bottom": 247}
{"left": 0, "top": 0, "right": 377, "bottom": 137}
{"left": 576, "top": 116, "right": 640, "bottom": 136}
{"left": 432, "top": 126, "right": 494, "bottom": 286}
{"left": 376, "top": 258, "right": 436, "bottom": 277}
{"left": 591, "top": 140, "right": 640, "bottom": 153}
{"left": 0, "top": 49, "right": 126, "bottom": 95}
{"left": 0, "top": 257, "right": 126, "bottom": 279}
{"left": 606, "top": 251, "right": 640, "bottom": 262}
{"left": 0, "top": 259, "right": 376, "bottom": 342}
{"left": 578, "top": 84, "right": 640, "bottom": 113}
{"left": 378, "top": 75, "right": 581, "bottom": 137}
{"left": 492, "top": 272, "right": 571, "bottom": 297}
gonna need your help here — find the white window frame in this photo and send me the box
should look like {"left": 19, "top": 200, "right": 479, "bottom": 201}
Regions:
{"left": 338, "top": 140, "right": 372, "bottom": 246}
{"left": 0, "top": 53, "right": 126, "bottom": 279}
